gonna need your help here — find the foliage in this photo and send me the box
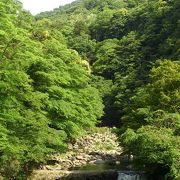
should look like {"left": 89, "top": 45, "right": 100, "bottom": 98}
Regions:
{"left": 0, "top": 0, "right": 179, "bottom": 178}
{"left": 121, "top": 61, "right": 180, "bottom": 178}
{"left": 0, "top": 0, "right": 103, "bottom": 178}
{"left": 122, "top": 126, "right": 180, "bottom": 179}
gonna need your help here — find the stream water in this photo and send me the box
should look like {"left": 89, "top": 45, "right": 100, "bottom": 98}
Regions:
{"left": 60, "top": 170, "right": 148, "bottom": 180}
{"left": 117, "top": 171, "right": 147, "bottom": 180}
{"left": 64, "top": 163, "right": 150, "bottom": 180}
{"left": 62, "top": 160, "right": 166, "bottom": 180}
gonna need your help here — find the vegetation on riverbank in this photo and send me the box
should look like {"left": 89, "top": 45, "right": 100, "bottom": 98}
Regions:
{"left": 0, "top": 1, "right": 103, "bottom": 178}
{"left": 0, "top": 0, "right": 179, "bottom": 179}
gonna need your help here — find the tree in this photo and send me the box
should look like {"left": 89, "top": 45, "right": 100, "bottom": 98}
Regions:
{"left": 0, "top": 1, "right": 103, "bottom": 178}
{"left": 121, "top": 60, "right": 180, "bottom": 179}
{"left": 123, "top": 60, "right": 180, "bottom": 128}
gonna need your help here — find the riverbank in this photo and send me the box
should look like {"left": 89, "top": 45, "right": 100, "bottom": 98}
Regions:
{"left": 29, "top": 128, "right": 123, "bottom": 180}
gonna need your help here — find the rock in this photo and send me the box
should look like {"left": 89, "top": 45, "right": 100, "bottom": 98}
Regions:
{"left": 68, "top": 145, "right": 73, "bottom": 150}
{"left": 94, "top": 159, "right": 105, "bottom": 164}
{"left": 74, "top": 145, "right": 79, "bottom": 149}
{"left": 53, "top": 165, "right": 62, "bottom": 170}
{"left": 76, "top": 155, "right": 85, "bottom": 160}
{"left": 45, "top": 165, "right": 54, "bottom": 170}
{"left": 89, "top": 160, "right": 95, "bottom": 164}
{"left": 79, "top": 149, "right": 84, "bottom": 153}
{"left": 70, "top": 156, "right": 76, "bottom": 161}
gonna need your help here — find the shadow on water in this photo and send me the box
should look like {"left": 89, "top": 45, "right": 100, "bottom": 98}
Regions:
{"left": 59, "top": 170, "right": 118, "bottom": 180}
{"left": 59, "top": 170, "right": 148, "bottom": 180}
{"left": 58, "top": 162, "right": 161, "bottom": 180}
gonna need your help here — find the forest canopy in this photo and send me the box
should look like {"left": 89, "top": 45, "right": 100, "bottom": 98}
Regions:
{"left": 0, "top": 0, "right": 179, "bottom": 179}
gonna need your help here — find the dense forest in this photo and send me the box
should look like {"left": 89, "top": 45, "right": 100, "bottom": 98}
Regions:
{"left": 0, "top": 0, "right": 179, "bottom": 179}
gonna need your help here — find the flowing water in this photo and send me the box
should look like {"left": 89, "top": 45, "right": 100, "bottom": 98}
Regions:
{"left": 117, "top": 171, "right": 147, "bottom": 180}
{"left": 68, "top": 163, "right": 149, "bottom": 180}
{"left": 59, "top": 170, "right": 148, "bottom": 180}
